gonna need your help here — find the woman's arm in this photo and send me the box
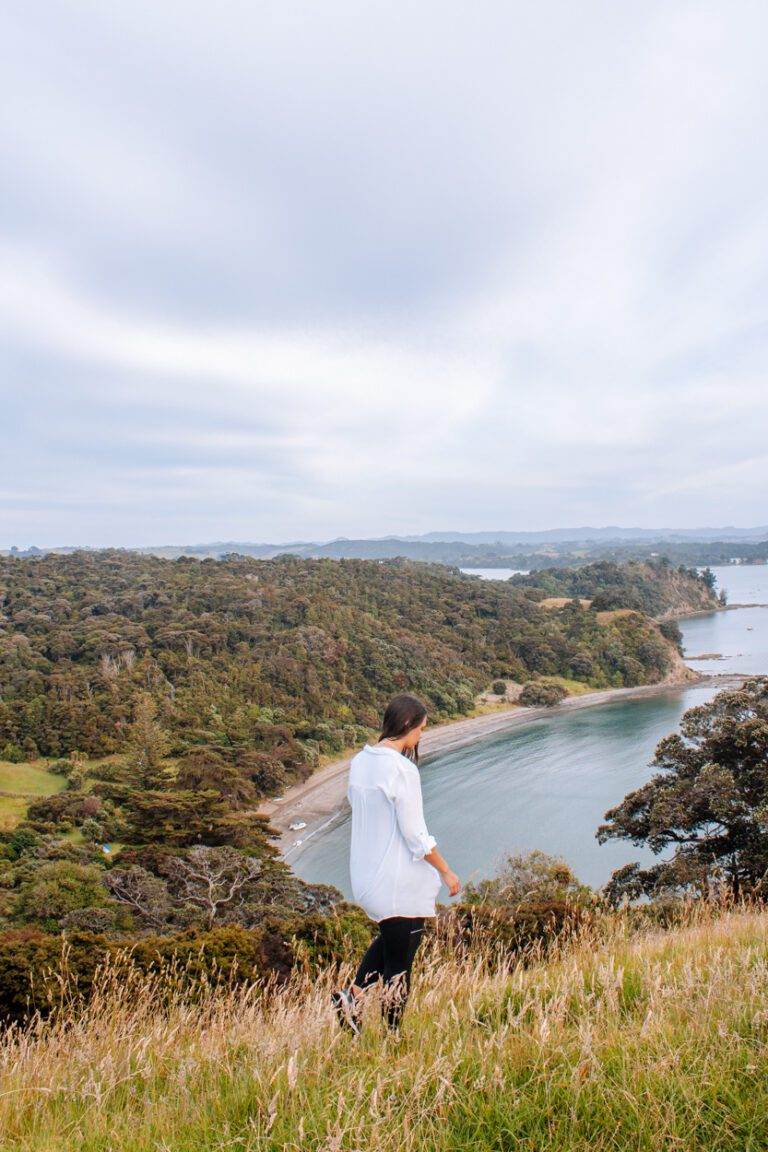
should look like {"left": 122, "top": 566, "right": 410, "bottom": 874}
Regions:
{"left": 393, "top": 769, "right": 461, "bottom": 896}
{"left": 424, "top": 845, "right": 461, "bottom": 896}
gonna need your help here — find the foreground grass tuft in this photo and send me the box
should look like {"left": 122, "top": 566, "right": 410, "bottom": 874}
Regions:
{"left": 1, "top": 905, "right": 767, "bottom": 1150}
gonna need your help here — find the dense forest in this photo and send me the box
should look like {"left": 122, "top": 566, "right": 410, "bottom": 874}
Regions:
{"left": 0, "top": 553, "right": 712, "bottom": 771}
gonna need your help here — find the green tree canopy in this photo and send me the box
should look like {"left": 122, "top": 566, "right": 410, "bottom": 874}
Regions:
{"left": 13, "top": 861, "right": 113, "bottom": 931}
{"left": 598, "top": 678, "right": 768, "bottom": 901}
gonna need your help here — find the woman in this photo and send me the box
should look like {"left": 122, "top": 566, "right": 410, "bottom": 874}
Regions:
{"left": 332, "top": 694, "right": 460, "bottom": 1033}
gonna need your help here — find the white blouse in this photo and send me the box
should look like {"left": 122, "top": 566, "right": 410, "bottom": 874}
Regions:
{"left": 347, "top": 743, "right": 442, "bottom": 922}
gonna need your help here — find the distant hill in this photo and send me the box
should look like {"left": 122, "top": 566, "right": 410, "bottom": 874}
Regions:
{"left": 4, "top": 525, "right": 768, "bottom": 566}
{"left": 410, "top": 525, "right": 768, "bottom": 543}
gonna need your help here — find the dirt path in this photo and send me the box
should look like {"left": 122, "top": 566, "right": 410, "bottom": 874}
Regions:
{"left": 260, "top": 665, "right": 747, "bottom": 866}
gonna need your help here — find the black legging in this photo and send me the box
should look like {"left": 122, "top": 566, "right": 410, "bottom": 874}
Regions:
{"left": 354, "top": 916, "right": 425, "bottom": 1029}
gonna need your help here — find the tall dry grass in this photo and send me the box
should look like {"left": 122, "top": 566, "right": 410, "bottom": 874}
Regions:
{"left": 1, "top": 901, "right": 767, "bottom": 1150}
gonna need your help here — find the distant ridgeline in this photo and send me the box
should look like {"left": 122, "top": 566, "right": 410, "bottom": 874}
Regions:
{"left": 4, "top": 530, "right": 768, "bottom": 568}
{"left": 283, "top": 535, "right": 768, "bottom": 568}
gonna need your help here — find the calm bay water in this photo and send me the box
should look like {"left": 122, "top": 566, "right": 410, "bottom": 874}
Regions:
{"left": 682, "top": 564, "right": 768, "bottom": 676}
{"left": 460, "top": 568, "right": 529, "bottom": 580}
{"left": 293, "top": 566, "right": 768, "bottom": 894}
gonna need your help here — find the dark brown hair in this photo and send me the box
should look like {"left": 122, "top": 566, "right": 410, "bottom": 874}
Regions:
{"left": 378, "top": 693, "right": 428, "bottom": 762}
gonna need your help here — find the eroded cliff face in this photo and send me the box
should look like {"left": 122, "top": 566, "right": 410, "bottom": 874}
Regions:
{"left": 657, "top": 631, "right": 705, "bottom": 683}
{"left": 654, "top": 568, "right": 720, "bottom": 620}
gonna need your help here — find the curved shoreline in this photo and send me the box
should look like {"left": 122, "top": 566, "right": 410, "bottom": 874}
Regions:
{"left": 669, "top": 601, "right": 768, "bottom": 620}
{"left": 260, "top": 668, "right": 748, "bottom": 866}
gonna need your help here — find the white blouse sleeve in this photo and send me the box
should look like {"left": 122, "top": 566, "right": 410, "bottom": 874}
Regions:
{"left": 392, "top": 766, "right": 437, "bottom": 862}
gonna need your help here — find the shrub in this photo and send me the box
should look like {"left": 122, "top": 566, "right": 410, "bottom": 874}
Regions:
{"left": 5, "top": 826, "right": 40, "bottom": 860}
{"left": 60, "top": 907, "right": 124, "bottom": 934}
{"left": 463, "top": 849, "right": 592, "bottom": 907}
{"left": 131, "top": 923, "right": 297, "bottom": 987}
{"left": 79, "top": 817, "right": 107, "bottom": 844}
{"left": 290, "top": 904, "right": 375, "bottom": 972}
{"left": 491, "top": 680, "right": 507, "bottom": 696}
{"left": 26, "top": 792, "right": 98, "bottom": 827}
{"left": 618, "top": 656, "right": 645, "bottom": 686}
{"left": 438, "top": 899, "right": 587, "bottom": 961}
{"left": 519, "top": 681, "right": 568, "bottom": 707}
{"left": 0, "top": 923, "right": 299, "bottom": 1023}
{"left": 569, "top": 652, "right": 594, "bottom": 679}
{"left": 12, "top": 862, "right": 112, "bottom": 930}
{"left": 659, "top": 619, "right": 683, "bottom": 652}
{"left": 0, "top": 930, "right": 67, "bottom": 1020}
{"left": 49, "top": 758, "right": 74, "bottom": 777}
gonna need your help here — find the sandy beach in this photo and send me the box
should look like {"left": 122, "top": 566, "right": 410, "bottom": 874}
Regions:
{"left": 260, "top": 664, "right": 749, "bottom": 866}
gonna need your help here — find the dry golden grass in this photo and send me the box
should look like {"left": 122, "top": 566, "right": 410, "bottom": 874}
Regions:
{"left": 596, "top": 608, "right": 641, "bottom": 622}
{"left": 0, "top": 794, "right": 33, "bottom": 830}
{"left": 539, "top": 597, "right": 593, "bottom": 610}
{"left": 1, "top": 901, "right": 767, "bottom": 1150}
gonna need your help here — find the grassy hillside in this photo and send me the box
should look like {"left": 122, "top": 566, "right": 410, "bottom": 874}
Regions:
{"left": 2, "top": 903, "right": 767, "bottom": 1150}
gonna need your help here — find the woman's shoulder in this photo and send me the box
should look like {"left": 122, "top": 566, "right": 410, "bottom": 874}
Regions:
{"left": 369, "top": 744, "right": 417, "bottom": 767}
{"left": 350, "top": 744, "right": 416, "bottom": 779}
{"left": 350, "top": 744, "right": 395, "bottom": 773}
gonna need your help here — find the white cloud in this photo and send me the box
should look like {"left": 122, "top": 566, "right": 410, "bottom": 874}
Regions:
{"left": 2, "top": 1, "right": 768, "bottom": 545}
{"left": 0, "top": 247, "right": 491, "bottom": 422}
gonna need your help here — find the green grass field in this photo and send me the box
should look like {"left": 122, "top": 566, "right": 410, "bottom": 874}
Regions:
{"left": 0, "top": 759, "right": 68, "bottom": 829}
{"left": 1, "top": 904, "right": 767, "bottom": 1150}
{"left": 537, "top": 674, "right": 595, "bottom": 696}
{"left": 0, "top": 759, "right": 68, "bottom": 796}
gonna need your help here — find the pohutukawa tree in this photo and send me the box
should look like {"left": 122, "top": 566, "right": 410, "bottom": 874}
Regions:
{"left": 163, "top": 846, "right": 263, "bottom": 930}
{"left": 598, "top": 678, "right": 768, "bottom": 902}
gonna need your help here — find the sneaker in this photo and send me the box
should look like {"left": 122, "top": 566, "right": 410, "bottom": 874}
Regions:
{"left": 331, "top": 988, "right": 361, "bottom": 1035}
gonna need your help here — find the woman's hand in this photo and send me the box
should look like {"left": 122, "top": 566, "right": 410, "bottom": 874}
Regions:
{"left": 441, "top": 868, "right": 461, "bottom": 897}
{"left": 425, "top": 846, "right": 461, "bottom": 896}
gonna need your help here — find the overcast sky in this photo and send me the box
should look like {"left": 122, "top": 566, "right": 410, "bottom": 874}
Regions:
{"left": 2, "top": 1, "right": 767, "bottom": 547}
